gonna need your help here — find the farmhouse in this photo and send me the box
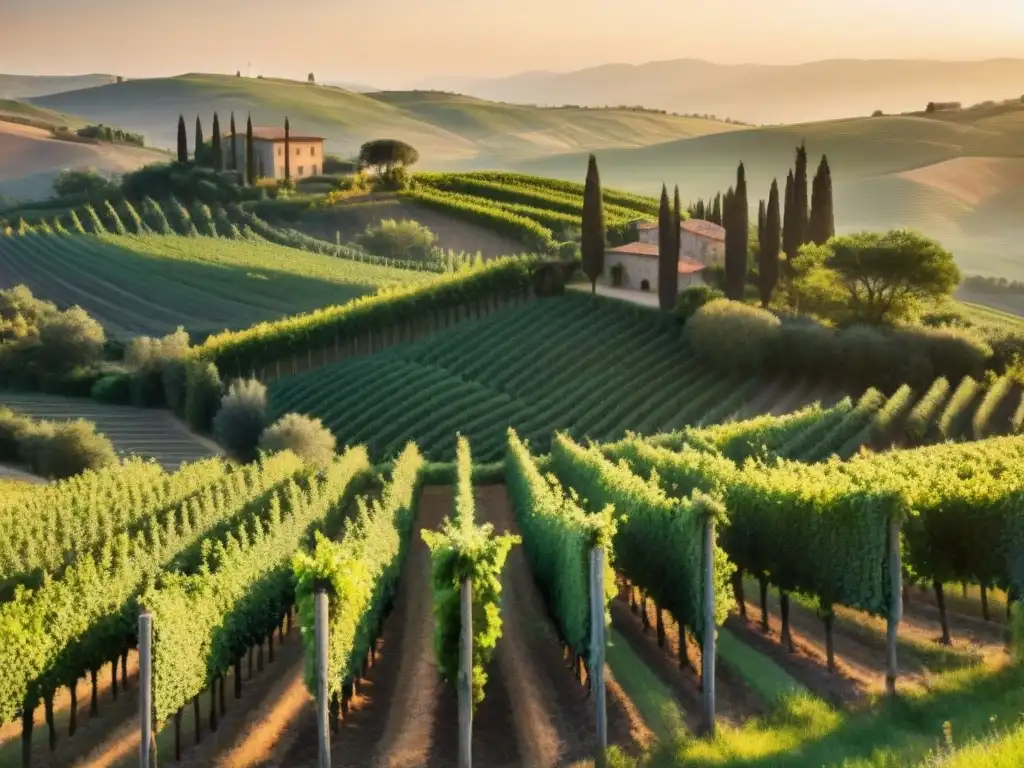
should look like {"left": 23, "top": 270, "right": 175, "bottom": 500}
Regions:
{"left": 635, "top": 218, "right": 726, "bottom": 266}
{"left": 230, "top": 127, "right": 325, "bottom": 180}
{"left": 603, "top": 241, "right": 705, "bottom": 293}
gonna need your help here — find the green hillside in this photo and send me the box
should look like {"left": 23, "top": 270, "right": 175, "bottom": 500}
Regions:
{"left": 0, "top": 73, "right": 117, "bottom": 99}
{"left": 518, "top": 103, "right": 1024, "bottom": 280}
{"left": 266, "top": 293, "right": 799, "bottom": 462}
{"left": 0, "top": 230, "right": 432, "bottom": 338}
{"left": 0, "top": 99, "right": 89, "bottom": 131}
{"left": 31, "top": 74, "right": 742, "bottom": 164}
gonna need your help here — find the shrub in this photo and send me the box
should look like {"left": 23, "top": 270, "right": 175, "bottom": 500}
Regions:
{"left": 36, "top": 307, "right": 106, "bottom": 374}
{"left": 0, "top": 407, "right": 31, "bottom": 461}
{"left": 90, "top": 372, "right": 133, "bottom": 404}
{"left": 52, "top": 168, "right": 118, "bottom": 200}
{"left": 258, "top": 413, "right": 336, "bottom": 466}
{"left": 16, "top": 420, "right": 56, "bottom": 472}
{"left": 212, "top": 378, "right": 267, "bottom": 461}
{"left": 125, "top": 327, "right": 191, "bottom": 408}
{"left": 184, "top": 361, "right": 223, "bottom": 433}
{"left": 27, "top": 419, "right": 117, "bottom": 479}
{"left": 686, "top": 299, "right": 781, "bottom": 374}
{"left": 40, "top": 366, "right": 105, "bottom": 397}
{"left": 356, "top": 218, "right": 436, "bottom": 260}
{"left": 675, "top": 285, "right": 726, "bottom": 320}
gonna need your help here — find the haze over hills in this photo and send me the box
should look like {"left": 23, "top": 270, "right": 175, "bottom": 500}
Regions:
{"left": 29, "top": 73, "right": 742, "bottom": 164}
{"left": 0, "top": 74, "right": 119, "bottom": 100}
{"left": 419, "top": 58, "right": 1024, "bottom": 125}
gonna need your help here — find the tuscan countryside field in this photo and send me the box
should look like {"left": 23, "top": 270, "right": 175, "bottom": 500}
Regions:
{"left": 4, "top": 3, "right": 1024, "bottom": 767}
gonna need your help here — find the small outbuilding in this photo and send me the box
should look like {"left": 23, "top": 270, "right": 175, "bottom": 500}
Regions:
{"left": 602, "top": 241, "right": 706, "bottom": 293}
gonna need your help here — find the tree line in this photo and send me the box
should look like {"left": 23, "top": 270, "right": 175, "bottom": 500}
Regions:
{"left": 175, "top": 112, "right": 292, "bottom": 187}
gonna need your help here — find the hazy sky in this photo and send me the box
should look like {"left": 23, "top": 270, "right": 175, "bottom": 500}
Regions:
{"left": 3, "top": 0, "right": 1023, "bottom": 87}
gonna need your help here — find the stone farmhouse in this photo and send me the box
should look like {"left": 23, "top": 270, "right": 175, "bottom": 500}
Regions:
{"left": 602, "top": 218, "right": 725, "bottom": 294}
{"left": 230, "top": 127, "right": 325, "bottom": 180}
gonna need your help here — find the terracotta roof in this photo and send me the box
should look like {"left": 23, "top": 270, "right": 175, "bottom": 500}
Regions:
{"left": 633, "top": 218, "right": 726, "bottom": 242}
{"left": 606, "top": 242, "right": 706, "bottom": 274}
{"left": 682, "top": 219, "right": 726, "bottom": 241}
{"left": 243, "top": 127, "right": 325, "bottom": 142}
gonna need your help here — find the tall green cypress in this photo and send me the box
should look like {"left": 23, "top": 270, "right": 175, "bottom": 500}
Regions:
{"left": 194, "top": 116, "right": 204, "bottom": 163}
{"left": 284, "top": 117, "right": 291, "bottom": 182}
{"left": 657, "top": 185, "right": 677, "bottom": 310}
{"left": 724, "top": 162, "right": 749, "bottom": 301}
{"left": 782, "top": 170, "right": 797, "bottom": 263}
{"left": 760, "top": 179, "right": 781, "bottom": 308}
{"left": 580, "top": 154, "right": 605, "bottom": 294}
{"left": 673, "top": 185, "right": 682, "bottom": 261}
{"left": 176, "top": 115, "right": 187, "bottom": 164}
{"left": 245, "top": 114, "right": 256, "bottom": 185}
{"left": 794, "top": 141, "right": 810, "bottom": 246}
{"left": 808, "top": 154, "right": 835, "bottom": 245}
{"left": 211, "top": 113, "right": 223, "bottom": 172}
{"left": 711, "top": 193, "right": 722, "bottom": 226}
{"left": 230, "top": 112, "right": 238, "bottom": 172}
{"left": 757, "top": 199, "right": 766, "bottom": 249}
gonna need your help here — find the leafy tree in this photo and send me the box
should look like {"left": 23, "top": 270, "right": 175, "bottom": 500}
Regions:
{"left": 284, "top": 117, "right": 291, "bottom": 182}
{"left": 307, "top": 73, "right": 316, "bottom": 84}
{"left": 213, "top": 378, "right": 267, "bottom": 462}
{"left": 194, "top": 116, "right": 204, "bottom": 164}
{"left": 782, "top": 169, "right": 797, "bottom": 263}
{"left": 245, "top": 114, "right": 255, "bottom": 185}
{"left": 808, "top": 154, "right": 835, "bottom": 245}
{"left": 357, "top": 139, "right": 419, "bottom": 178}
{"left": 211, "top": 113, "right": 223, "bottom": 172}
{"left": 259, "top": 413, "right": 335, "bottom": 467}
{"left": 724, "top": 162, "right": 748, "bottom": 301}
{"left": 794, "top": 142, "right": 810, "bottom": 246}
{"left": 580, "top": 154, "right": 605, "bottom": 293}
{"left": 176, "top": 115, "right": 187, "bottom": 163}
{"left": 759, "top": 179, "right": 782, "bottom": 307}
{"left": 37, "top": 307, "right": 106, "bottom": 373}
{"left": 230, "top": 112, "right": 238, "bottom": 172}
{"left": 52, "top": 169, "right": 117, "bottom": 199}
{"left": 657, "top": 185, "right": 677, "bottom": 310}
{"left": 795, "top": 230, "right": 961, "bottom": 325}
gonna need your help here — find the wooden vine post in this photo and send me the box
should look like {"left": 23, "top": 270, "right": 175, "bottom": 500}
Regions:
{"left": 886, "top": 514, "right": 902, "bottom": 696}
{"left": 590, "top": 546, "right": 607, "bottom": 765}
{"left": 314, "top": 586, "right": 331, "bottom": 768}
{"left": 458, "top": 577, "right": 473, "bottom": 768}
{"left": 701, "top": 513, "right": 717, "bottom": 737}
{"left": 138, "top": 611, "right": 153, "bottom": 768}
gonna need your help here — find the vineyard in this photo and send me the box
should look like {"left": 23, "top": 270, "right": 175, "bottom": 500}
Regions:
{"left": 0, "top": 225, "right": 433, "bottom": 338}
{"left": 406, "top": 171, "right": 662, "bottom": 252}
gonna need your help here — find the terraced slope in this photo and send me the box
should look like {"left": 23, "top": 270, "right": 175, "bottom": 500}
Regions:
{"left": 267, "top": 293, "right": 827, "bottom": 462}
{"left": 0, "top": 392, "right": 219, "bottom": 470}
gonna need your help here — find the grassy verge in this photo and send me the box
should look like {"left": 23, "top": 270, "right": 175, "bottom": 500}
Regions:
{"left": 717, "top": 627, "right": 806, "bottom": 704}
{"left": 605, "top": 627, "right": 687, "bottom": 742}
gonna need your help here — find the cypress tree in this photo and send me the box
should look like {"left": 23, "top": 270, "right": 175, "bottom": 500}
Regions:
{"left": 782, "top": 170, "right": 797, "bottom": 263}
{"left": 176, "top": 115, "right": 187, "bottom": 164}
{"left": 580, "top": 154, "right": 605, "bottom": 294}
{"left": 284, "top": 117, "right": 291, "bottom": 182}
{"left": 245, "top": 115, "right": 256, "bottom": 185}
{"left": 711, "top": 193, "right": 722, "bottom": 226}
{"left": 230, "top": 112, "right": 238, "bottom": 172}
{"left": 673, "top": 185, "right": 682, "bottom": 261}
{"left": 194, "top": 116, "right": 204, "bottom": 164}
{"left": 657, "top": 185, "right": 677, "bottom": 310}
{"left": 794, "top": 141, "right": 810, "bottom": 245}
{"left": 760, "top": 179, "right": 781, "bottom": 308}
{"left": 808, "top": 154, "right": 835, "bottom": 244}
{"left": 211, "top": 113, "right": 223, "bottom": 172}
{"left": 757, "top": 199, "right": 766, "bottom": 249}
{"left": 724, "top": 162, "right": 749, "bottom": 301}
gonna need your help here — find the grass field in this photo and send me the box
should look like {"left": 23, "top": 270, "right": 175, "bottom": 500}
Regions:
{"left": 30, "top": 74, "right": 742, "bottom": 165}
{"left": 0, "top": 99, "right": 88, "bottom": 131}
{"left": 0, "top": 231, "right": 433, "bottom": 337}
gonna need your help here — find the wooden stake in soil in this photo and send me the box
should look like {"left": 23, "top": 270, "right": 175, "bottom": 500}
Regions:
{"left": 822, "top": 607, "right": 836, "bottom": 673}
{"left": 193, "top": 695, "right": 201, "bottom": 744}
{"left": 21, "top": 705, "right": 33, "bottom": 768}
{"left": 701, "top": 515, "right": 717, "bottom": 738}
{"left": 314, "top": 587, "right": 331, "bottom": 768}
{"left": 590, "top": 547, "right": 608, "bottom": 764}
{"left": 44, "top": 692, "right": 55, "bottom": 750}
{"left": 459, "top": 577, "right": 473, "bottom": 768}
{"left": 68, "top": 685, "right": 77, "bottom": 736}
{"left": 139, "top": 611, "right": 153, "bottom": 768}
{"left": 90, "top": 668, "right": 99, "bottom": 716}
{"left": 933, "top": 580, "right": 952, "bottom": 645}
{"left": 886, "top": 516, "right": 903, "bottom": 696}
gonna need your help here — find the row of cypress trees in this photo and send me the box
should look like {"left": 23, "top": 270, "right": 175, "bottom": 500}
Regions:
{"left": 175, "top": 112, "right": 289, "bottom": 187}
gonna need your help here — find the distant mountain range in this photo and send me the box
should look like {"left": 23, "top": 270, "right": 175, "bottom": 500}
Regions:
{"left": 417, "top": 58, "right": 1024, "bottom": 124}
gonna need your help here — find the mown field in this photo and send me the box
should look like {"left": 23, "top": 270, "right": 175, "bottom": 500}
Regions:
{"left": 0, "top": 228, "right": 433, "bottom": 338}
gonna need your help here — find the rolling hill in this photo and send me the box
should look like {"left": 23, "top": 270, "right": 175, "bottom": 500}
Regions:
{"left": 517, "top": 101, "right": 1024, "bottom": 280}
{"left": 421, "top": 57, "right": 1024, "bottom": 125}
{"left": 0, "top": 73, "right": 119, "bottom": 99}
{"left": 30, "top": 74, "right": 742, "bottom": 164}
